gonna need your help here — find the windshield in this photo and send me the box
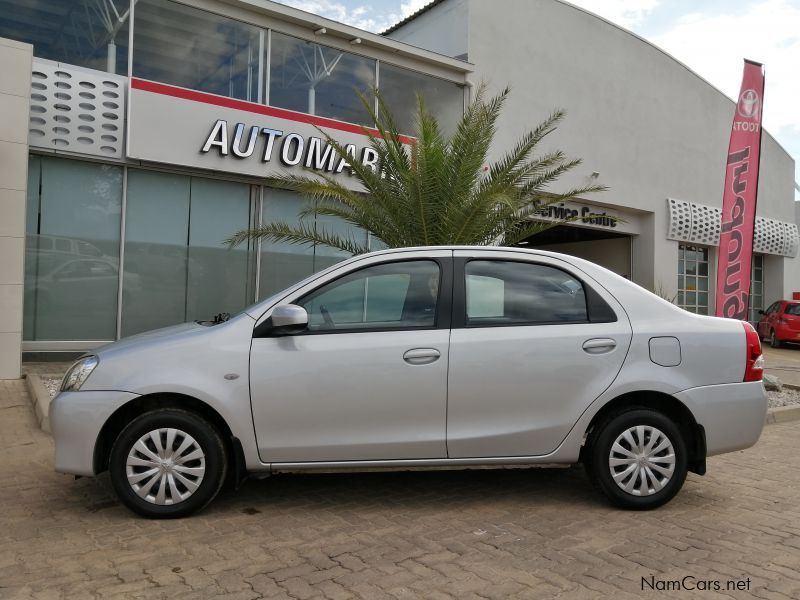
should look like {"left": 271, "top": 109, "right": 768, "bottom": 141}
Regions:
{"left": 784, "top": 303, "right": 800, "bottom": 316}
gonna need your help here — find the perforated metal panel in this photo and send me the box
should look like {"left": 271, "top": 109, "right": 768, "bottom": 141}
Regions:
{"left": 29, "top": 58, "right": 126, "bottom": 159}
{"left": 754, "top": 217, "right": 785, "bottom": 255}
{"left": 688, "top": 203, "right": 721, "bottom": 245}
{"left": 667, "top": 198, "right": 692, "bottom": 241}
{"left": 668, "top": 198, "right": 797, "bottom": 257}
{"left": 783, "top": 223, "right": 799, "bottom": 258}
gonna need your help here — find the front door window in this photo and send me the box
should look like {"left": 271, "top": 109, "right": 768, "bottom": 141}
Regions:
{"left": 298, "top": 260, "right": 441, "bottom": 332}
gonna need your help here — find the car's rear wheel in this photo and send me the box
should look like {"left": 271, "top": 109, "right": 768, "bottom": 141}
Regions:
{"left": 109, "top": 409, "right": 227, "bottom": 518}
{"left": 770, "top": 329, "right": 783, "bottom": 348}
{"left": 585, "top": 408, "right": 687, "bottom": 510}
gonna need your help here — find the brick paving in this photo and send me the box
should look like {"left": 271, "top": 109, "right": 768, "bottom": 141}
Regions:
{"left": 1, "top": 378, "right": 799, "bottom": 599}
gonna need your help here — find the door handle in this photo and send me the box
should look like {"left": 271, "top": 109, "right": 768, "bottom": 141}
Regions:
{"left": 403, "top": 348, "right": 441, "bottom": 365}
{"left": 582, "top": 338, "right": 617, "bottom": 354}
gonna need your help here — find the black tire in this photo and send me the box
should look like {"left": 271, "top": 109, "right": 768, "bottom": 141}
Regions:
{"left": 109, "top": 409, "right": 227, "bottom": 519}
{"left": 584, "top": 408, "right": 688, "bottom": 510}
{"left": 770, "top": 330, "right": 783, "bottom": 348}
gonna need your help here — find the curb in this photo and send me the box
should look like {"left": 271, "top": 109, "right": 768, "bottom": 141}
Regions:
{"left": 24, "top": 373, "right": 53, "bottom": 433}
{"left": 766, "top": 405, "right": 800, "bottom": 425}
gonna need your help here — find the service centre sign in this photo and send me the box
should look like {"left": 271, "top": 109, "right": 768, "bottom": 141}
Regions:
{"left": 127, "top": 79, "right": 411, "bottom": 188}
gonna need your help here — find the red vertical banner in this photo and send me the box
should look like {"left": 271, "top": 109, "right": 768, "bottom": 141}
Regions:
{"left": 715, "top": 60, "right": 765, "bottom": 319}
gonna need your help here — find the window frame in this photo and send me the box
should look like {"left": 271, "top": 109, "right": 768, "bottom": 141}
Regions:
{"left": 259, "top": 257, "right": 453, "bottom": 337}
{"left": 677, "top": 244, "right": 710, "bottom": 314}
{"left": 451, "top": 258, "right": 616, "bottom": 329}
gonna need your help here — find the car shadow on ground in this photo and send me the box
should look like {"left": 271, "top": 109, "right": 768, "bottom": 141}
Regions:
{"left": 77, "top": 465, "right": 604, "bottom": 516}
{"left": 210, "top": 466, "right": 600, "bottom": 514}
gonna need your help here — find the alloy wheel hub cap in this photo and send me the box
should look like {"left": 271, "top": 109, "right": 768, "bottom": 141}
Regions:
{"left": 608, "top": 425, "right": 676, "bottom": 497}
{"left": 126, "top": 427, "right": 206, "bottom": 505}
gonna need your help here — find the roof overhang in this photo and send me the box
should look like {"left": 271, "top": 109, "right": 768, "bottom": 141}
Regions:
{"left": 218, "top": 0, "right": 473, "bottom": 75}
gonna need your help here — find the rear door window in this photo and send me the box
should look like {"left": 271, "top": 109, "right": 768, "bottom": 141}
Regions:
{"left": 464, "top": 260, "right": 588, "bottom": 326}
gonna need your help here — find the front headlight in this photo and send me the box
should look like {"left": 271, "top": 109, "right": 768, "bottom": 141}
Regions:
{"left": 60, "top": 355, "right": 99, "bottom": 392}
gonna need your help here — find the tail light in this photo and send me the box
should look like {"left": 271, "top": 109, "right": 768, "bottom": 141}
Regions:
{"left": 742, "top": 321, "right": 764, "bottom": 382}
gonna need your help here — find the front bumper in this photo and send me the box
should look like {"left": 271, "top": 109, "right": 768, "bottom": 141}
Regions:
{"left": 50, "top": 390, "right": 140, "bottom": 476}
{"left": 676, "top": 381, "right": 767, "bottom": 457}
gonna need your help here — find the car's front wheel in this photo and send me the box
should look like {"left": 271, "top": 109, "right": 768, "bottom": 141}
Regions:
{"left": 585, "top": 408, "right": 688, "bottom": 510}
{"left": 109, "top": 409, "right": 227, "bottom": 518}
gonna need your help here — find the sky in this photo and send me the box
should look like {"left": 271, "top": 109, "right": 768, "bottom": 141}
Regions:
{"left": 273, "top": 0, "right": 800, "bottom": 199}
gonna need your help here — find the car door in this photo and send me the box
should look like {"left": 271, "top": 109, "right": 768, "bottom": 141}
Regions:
{"left": 249, "top": 251, "right": 452, "bottom": 464}
{"left": 759, "top": 301, "right": 779, "bottom": 337}
{"left": 447, "top": 250, "right": 632, "bottom": 458}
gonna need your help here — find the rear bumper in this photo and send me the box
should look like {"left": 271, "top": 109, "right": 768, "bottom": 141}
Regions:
{"left": 50, "top": 390, "right": 140, "bottom": 476}
{"left": 676, "top": 381, "right": 767, "bottom": 457}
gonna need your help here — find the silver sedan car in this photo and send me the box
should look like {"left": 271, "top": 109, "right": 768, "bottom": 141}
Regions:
{"left": 50, "top": 247, "right": 767, "bottom": 518}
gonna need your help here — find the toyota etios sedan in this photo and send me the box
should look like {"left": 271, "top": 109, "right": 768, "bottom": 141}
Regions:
{"left": 51, "top": 247, "right": 767, "bottom": 518}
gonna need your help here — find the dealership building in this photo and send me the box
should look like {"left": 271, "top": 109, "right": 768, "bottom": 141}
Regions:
{"left": 0, "top": 0, "right": 796, "bottom": 378}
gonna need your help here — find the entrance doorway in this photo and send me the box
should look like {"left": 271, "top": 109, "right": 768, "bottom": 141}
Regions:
{"left": 518, "top": 225, "right": 632, "bottom": 279}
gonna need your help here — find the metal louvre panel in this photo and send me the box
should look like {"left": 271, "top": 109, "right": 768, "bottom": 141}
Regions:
{"left": 667, "top": 198, "right": 692, "bottom": 242}
{"left": 29, "top": 58, "right": 126, "bottom": 159}
{"left": 667, "top": 198, "right": 796, "bottom": 257}
{"left": 688, "top": 202, "right": 721, "bottom": 245}
{"left": 753, "top": 217, "right": 784, "bottom": 255}
{"left": 782, "top": 222, "right": 799, "bottom": 258}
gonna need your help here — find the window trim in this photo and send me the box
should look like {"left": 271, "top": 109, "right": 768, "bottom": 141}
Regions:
{"left": 254, "top": 257, "right": 453, "bottom": 337}
{"left": 451, "top": 258, "right": 616, "bottom": 330}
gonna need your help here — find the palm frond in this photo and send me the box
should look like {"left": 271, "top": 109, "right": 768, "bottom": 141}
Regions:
{"left": 225, "top": 221, "right": 369, "bottom": 255}
{"left": 227, "top": 83, "right": 608, "bottom": 254}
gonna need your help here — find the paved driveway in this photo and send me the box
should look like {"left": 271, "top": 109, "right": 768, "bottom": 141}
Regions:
{"left": 1, "top": 378, "right": 799, "bottom": 599}
{"left": 763, "top": 345, "right": 800, "bottom": 386}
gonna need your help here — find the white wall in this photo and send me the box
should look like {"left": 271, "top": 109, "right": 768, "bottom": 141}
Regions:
{"left": 0, "top": 38, "right": 31, "bottom": 379}
{"left": 534, "top": 237, "right": 631, "bottom": 278}
{"left": 389, "top": 0, "right": 797, "bottom": 304}
{"left": 387, "top": 0, "right": 469, "bottom": 60}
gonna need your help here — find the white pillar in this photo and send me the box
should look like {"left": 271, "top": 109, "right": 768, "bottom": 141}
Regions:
{"left": 107, "top": 40, "right": 117, "bottom": 74}
{"left": 0, "top": 37, "right": 32, "bottom": 379}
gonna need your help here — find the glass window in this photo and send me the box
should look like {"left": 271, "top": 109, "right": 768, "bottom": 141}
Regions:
{"left": 269, "top": 31, "right": 375, "bottom": 125}
{"left": 0, "top": 0, "right": 129, "bottom": 75}
{"left": 748, "top": 254, "right": 764, "bottom": 324}
{"left": 133, "top": 0, "right": 262, "bottom": 102}
{"left": 785, "top": 304, "right": 800, "bottom": 316}
{"left": 24, "top": 156, "right": 122, "bottom": 341}
{"left": 677, "top": 245, "right": 710, "bottom": 315}
{"left": 465, "top": 261, "right": 588, "bottom": 326}
{"left": 186, "top": 178, "right": 256, "bottom": 321}
{"left": 298, "top": 261, "right": 440, "bottom": 332}
{"left": 312, "top": 212, "right": 368, "bottom": 272}
{"left": 258, "top": 189, "right": 367, "bottom": 300}
{"left": 121, "top": 170, "right": 256, "bottom": 337}
{"left": 258, "top": 189, "right": 315, "bottom": 300}
{"left": 379, "top": 62, "right": 463, "bottom": 135}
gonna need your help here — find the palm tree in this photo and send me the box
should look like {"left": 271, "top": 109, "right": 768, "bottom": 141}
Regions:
{"left": 227, "top": 86, "right": 607, "bottom": 253}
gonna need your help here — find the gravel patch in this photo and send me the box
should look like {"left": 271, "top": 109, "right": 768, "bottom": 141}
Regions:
{"left": 768, "top": 387, "right": 800, "bottom": 408}
{"left": 41, "top": 376, "right": 61, "bottom": 399}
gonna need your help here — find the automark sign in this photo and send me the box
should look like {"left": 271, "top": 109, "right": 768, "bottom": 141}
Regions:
{"left": 127, "top": 79, "right": 409, "bottom": 188}
{"left": 199, "top": 119, "right": 378, "bottom": 175}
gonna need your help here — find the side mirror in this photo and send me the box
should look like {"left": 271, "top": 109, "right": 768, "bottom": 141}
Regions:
{"left": 265, "top": 304, "right": 308, "bottom": 336}
{"left": 758, "top": 310, "right": 766, "bottom": 316}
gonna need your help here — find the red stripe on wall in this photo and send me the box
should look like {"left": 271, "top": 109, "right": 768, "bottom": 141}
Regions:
{"left": 130, "top": 78, "right": 414, "bottom": 145}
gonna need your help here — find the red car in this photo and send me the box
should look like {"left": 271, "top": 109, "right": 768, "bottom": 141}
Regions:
{"left": 757, "top": 300, "right": 800, "bottom": 348}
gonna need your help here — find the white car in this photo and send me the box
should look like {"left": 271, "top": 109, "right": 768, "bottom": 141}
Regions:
{"left": 50, "top": 247, "right": 767, "bottom": 518}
